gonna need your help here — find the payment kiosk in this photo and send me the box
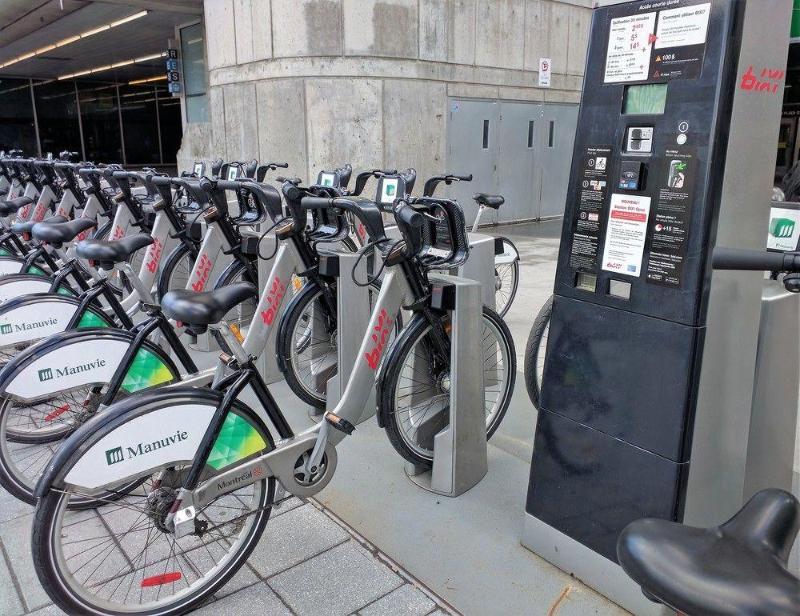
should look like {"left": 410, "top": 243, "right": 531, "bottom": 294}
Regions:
{"left": 521, "top": 1, "right": 792, "bottom": 613}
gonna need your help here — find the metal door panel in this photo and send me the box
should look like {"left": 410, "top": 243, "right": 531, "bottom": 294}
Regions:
{"left": 538, "top": 104, "right": 579, "bottom": 219}
{"left": 497, "top": 102, "right": 541, "bottom": 224}
{"left": 446, "top": 99, "right": 499, "bottom": 225}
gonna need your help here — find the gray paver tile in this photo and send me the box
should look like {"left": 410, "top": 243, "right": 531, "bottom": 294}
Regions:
{"left": 0, "top": 489, "right": 32, "bottom": 526}
{"left": 269, "top": 541, "right": 402, "bottom": 616}
{"left": 0, "top": 540, "right": 24, "bottom": 616}
{"left": 248, "top": 503, "right": 349, "bottom": 578}
{"left": 194, "top": 580, "right": 291, "bottom": 615}
{"left": 0, "top": 514, "right": 52, "bottom": 611}
{"left": 358, "top": 584, "right": 437, "bottom": 616}
{"left": 26, "top": 604, "right": 68, "bottom": 615}
{"left": 273, "top": 496, "right": 304, "bottom": 517}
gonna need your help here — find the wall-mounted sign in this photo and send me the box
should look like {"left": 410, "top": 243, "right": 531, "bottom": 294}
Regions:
{"left": 166, "top": 59, "right": 178, "bottom": 71}
{"left": 539, "top": 58, "right": 552, "bottom": 88}
{"left": 167, "top": 48, "right": 178, "bottom": 59}
{"left": 166, "top": 49, "right": 181, "bottom": 97}
{"left": 168, "top": 82, "right": 182, "bottom": 94}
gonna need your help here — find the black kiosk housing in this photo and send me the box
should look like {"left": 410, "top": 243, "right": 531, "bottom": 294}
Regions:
{"left": 522, "top": 1, "right": 792, "bottom": 613}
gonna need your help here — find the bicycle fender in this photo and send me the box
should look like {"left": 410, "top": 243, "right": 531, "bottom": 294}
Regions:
{"left": 0, "top": 274, "right": 61, "bottom": 304}
{"left": 0, "top": 329, "right": 178, "bottom": 400}
{"left": 0, "top": 294, "right": 110, "bottom": 349}
{"left": 37, "top": 388, "right": 267, "bottom": 495}
{"left": 0, "top": 255, "right": 25, "bottom": 276}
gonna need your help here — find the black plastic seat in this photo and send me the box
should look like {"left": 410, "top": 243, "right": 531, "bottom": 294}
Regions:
{"left": 0, "top": 196, "right": 33, "bottom": 217}
{"left": 161, "top": 282, "right": 256, "bottom": 326}
{"left": 32, "top": 219, "right": 96, "bottom": 247}
{"left": 75, "top": 234, "right": 153, "bottom": 263}
{"left": 473, "top": 193, "right": 504, "bottom": 209}
{"left": 617, "top": 489, "right": 800, "bottom": 616}
{"left": 12, "top": 215, "right": 67, "bottom": 236}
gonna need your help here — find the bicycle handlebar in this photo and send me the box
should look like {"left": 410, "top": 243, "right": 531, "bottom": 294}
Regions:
{"left": 422, "top": 173, "right": 473, "bottom": 197}
{"left": 713, "top": 247, "right": 800, "bottom": 272}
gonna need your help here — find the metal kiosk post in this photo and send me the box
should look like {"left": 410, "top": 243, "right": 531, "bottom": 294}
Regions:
{"left": 405, "top": 274, "right": 488, "bottom": 497}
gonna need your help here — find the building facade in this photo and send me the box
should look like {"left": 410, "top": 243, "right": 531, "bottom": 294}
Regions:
{"left": 179, "top": 0, "right": 592, "bottom": 223}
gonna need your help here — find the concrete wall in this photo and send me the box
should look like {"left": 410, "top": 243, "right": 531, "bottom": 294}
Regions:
{"left": 178, "top": 0, "right": 592, "bottom": 184}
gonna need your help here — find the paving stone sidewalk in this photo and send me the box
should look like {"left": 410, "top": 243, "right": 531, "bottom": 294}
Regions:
{"left": 0, "top": 487, "right": 455, "bottom": 616}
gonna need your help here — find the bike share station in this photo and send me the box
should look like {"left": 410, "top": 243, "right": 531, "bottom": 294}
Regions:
{"left": 520, "top": 0, "right": 798, "bottom": 614}
{"left": 259, "top": 170, "right": 500, "bottom": 497}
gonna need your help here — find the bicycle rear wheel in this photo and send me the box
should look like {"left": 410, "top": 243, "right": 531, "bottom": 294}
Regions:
{"left": 32, "top": 403, "right": 275, "bottom": 615}
{"left": 379, "top": 306, "right": 516, "bottom": 467}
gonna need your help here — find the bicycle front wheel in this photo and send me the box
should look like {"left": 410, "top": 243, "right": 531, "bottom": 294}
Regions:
{"left": 524, "top": 296, "right": 552, "bottom": 410}
{"left": 32, "top": 405, "right": 275, "bottom": 615}
{"left": 379, "top": 306, "right": 516, "bottom": 467}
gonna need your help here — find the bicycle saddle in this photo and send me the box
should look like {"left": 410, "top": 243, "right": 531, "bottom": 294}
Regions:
{"left": 617, "top": 489, "right": 800, "bottom": 616}
{"left": 12, "top": 215, "right": 68, "bottom": 235}
{"left": 161, "top": 282, "right": 256, "bottom": 326}
{"left": 75, "top": 234, "right": 153, "bottom": 265}
{"left": 0, "top": 196, "right": 34, "bottom": 216}
{"left": 32, "top": 218, "right": 96, "bottom": 248}
{"left": 473, "top": 193, "right": 504, "bottom": 209}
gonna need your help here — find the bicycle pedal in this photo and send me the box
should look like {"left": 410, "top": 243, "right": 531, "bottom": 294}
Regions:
{"left": 325, "top": 412, "right": 355, "bottom": 435}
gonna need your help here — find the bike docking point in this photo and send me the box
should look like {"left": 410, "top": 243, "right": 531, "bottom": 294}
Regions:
{"left": 405, "top": 274, "right": 488, "bottom": 497}
{"left": 317, "top": 250, "right": 374, "bottom": 423}
{"left": 459, "top": 233, "right": 497, "bottom": 310}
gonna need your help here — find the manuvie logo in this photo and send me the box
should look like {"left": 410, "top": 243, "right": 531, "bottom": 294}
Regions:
{"left": 38, "top": 368, "right": 54, "bottom": 381}
{"left": 105, "top": 447, "right": 124, "bottom": 465}
{"left": 0, "top": 324, "right": 10, "bottom": 334}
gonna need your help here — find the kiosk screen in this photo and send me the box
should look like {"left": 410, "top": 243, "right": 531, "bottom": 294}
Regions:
{"left": 623, "top": 84, "right": 668, "bottom": 115}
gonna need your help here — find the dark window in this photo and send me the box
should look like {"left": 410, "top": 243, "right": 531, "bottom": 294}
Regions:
{"left": 77, "top": 81, "right": 123, "bottom": 163}
{"left": 0, "top": 78, "right": 37, "bottom": 155}
{"left": 548, "top": 120, "right": 555, "bottom": 148}
{"left": 156, "top": 84, "right": 182, "bottom": 165}
{"left": 33, "top": 80, "right": 81, "bottom": 158}
{"left": 119, "top": 85, "right": 160, "bottom": 165}
{"left": 482, "top": 119, "right": 489, "bottom": 149}
{"left": 180, "top": 22, "right": 208, "bottom": 123}
{"left": 527, "top": 120, "right": 535, "bottom": 148}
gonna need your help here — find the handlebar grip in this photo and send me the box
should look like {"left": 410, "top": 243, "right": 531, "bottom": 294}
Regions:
{"left": 458, "top": 174, "right": 473, "bottom": 181}
{"left": 300, "top": 196, "right": 334, "bottom": 210}
{"left": 712, "top": 247, "right": 800, "bottom": 272}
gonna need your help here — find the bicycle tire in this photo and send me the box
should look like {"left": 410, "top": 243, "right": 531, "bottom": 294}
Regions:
{"left": 524, "top": 296, "right": 553, "bottom": 410}
{"left": 494, "top": 236, "right": 519, "bottom": 317}
{"left": 156, "top": 243, "right": 195, "bottom": 301}
{"left": 379, "top": 306, "right": 516, "bottom": 467}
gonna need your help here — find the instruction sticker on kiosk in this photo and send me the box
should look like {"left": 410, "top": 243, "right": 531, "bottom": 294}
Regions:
{"left": 602, "top": 194, "right": 651, "bottom": 277}
{"left": 767, "top": 206, "right": 800, "bottom": 252}
{"left": 604, "top": 0, "right": 711, "bottom": 84}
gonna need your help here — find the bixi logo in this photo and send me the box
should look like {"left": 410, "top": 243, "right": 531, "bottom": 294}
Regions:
{"left": 38, "top": 368, "right": 54, "bottom": 382}
{"left": 105, "top": 447, "right": 124, "bottom": 465}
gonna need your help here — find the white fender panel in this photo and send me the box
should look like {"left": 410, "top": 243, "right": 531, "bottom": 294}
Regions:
{"left": 0, "top": 260, "right": 23, "bottom": 276}
{"left": 0, "top": 299, "right": 79, "bottom": 346}
{"left": 5, "top": 338, "right": 130, "bottom": 398}
{"left": 0, "top": 279, "right": 53, "bottom": 304}
{"left": 65, "top": 404, "right": 216, "bottom": 489}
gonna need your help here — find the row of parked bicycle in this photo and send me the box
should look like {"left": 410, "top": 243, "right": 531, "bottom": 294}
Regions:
{"left": 0, "top": 150, "right": 517, "bottom": 614}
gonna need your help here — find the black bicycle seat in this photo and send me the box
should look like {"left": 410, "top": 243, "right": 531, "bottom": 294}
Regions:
{"left": 473, "top": 193, "right": 504, "bottom": 209}
{"left": 32, "top": 218, "right": 96, "bottom": 248}
{"left": 618, "top": 489, "right": 800, "bottom": 616}
{"left": 0, "top": 196, "right": 34, "bottom": 216}
{"left": 76, "top": 234, "right": 153, "bottom": 264}
{"left": 161, "top": 282, "right": 256, "bottom": 326}
{"left": 12, "top": 215, "right": 68, "bottom": 235}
